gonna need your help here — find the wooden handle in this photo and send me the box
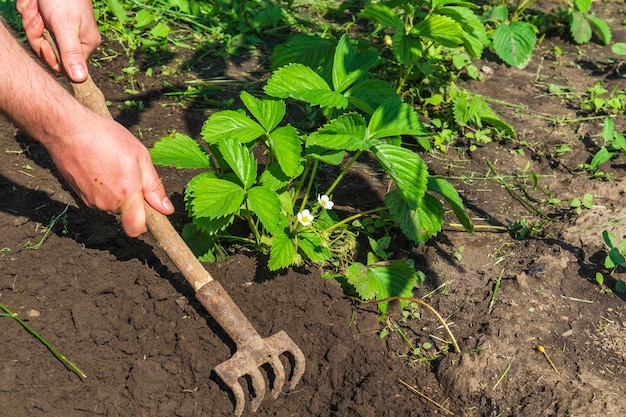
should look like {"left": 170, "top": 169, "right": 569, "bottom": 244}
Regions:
{"left": 42, "top": 29, "right": 214, "bottom": 290}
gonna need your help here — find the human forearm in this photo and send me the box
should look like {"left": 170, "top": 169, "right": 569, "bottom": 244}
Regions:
{"left": 0, "top": 21, "right": 174, "bottom": 236}
{"left": 0, "top": 21, "right": 89, "bottom": 150}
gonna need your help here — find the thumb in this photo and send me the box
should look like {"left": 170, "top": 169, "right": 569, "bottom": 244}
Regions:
{"left": 54, "top": 30, "right": 88, "bottom": 82}
{"left": 142, "top": 168, "right": 174, "bottom": 216}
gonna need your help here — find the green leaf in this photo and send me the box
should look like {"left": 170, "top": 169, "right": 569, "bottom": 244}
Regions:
{"left": 267, "top": 125, "right": 303, "bottom": 178}
{"left": 150, "top": 132, "right": 212, "bottom": 169}
{"left": 298, "top": 232, "right": 331, "bottom": 262}
{"left": 345, "top": 79, "right": 399, "bottom": 115}
{"left": 150, "top": 21, "right": 170, "bottom": 40}
{"left": 427, "top": 177, "right": 474, "bottom": 233}
{"left": 270, "top": 34, "right": 333, "bottom": 71}
{"left": 386, "top": 190, "right": 444, "bottom": 244}
{"left": 412, "top": 14, "right": 465, "bottom": 48}
{"left": 308, "top": 113, "right": 370, "bottom": 151}
{"left": 181, "top": 223, "right": 216, "bottom": 262}
{"left": 574, "top": 0, "right": 592, "bottom": 13}
{"left": 612, "top": 43, "right": 626, "bottom": 55}
{"left": 305, "top": 145, "right": 346, "bottom": 165}
{"left": 586, "top": 14, "right": 611, "bottom": 45}
{"left": 201, "top": 110, "right": 265, "bottom": 144}
{"left": 269, "top": 226, "right": 297, "bottom": 270}
{"left": 368, "top": 97, "right": 425, "bottom": 140}
{"left": 332, "top": 35, "right": 380, "bottom": 93}
{"left": 187, "top": 177, "right": 244, "bottom": 218}
{"left": 480, "top": 115, "right": 516, "bottom": 138}
{"left": 438, "top": 6, "right": 488, "bottom": 57}
{"left": 346, "top": 261, "right": 417, "bottom": 313}
{"left": 603, "top": 229, "right": 616, "bottom": 249}
{"left": 240, "top": 91, "right": 285, "bottom": 132}
{"left": 589, "top": 146, "right": 613, "bottom": 170}
{"left": 607, "top": 247, "right": 625, "bottom": 269}
{"left": 191, "top": 214, "right": 234, "bottom": 236}
{"left": 218, "top": 138, "right": 257, "bottom": 189}
{"left": 373, "top": 144, "right": 428, "bottom": 210}
{"left": 493, "top": 21, "right": 536, "bottom": 68}
{"left": 106, "top": 0, "right": 129, "bottom": 22}
{"left": 392, "top": 30, "right": 423, "bottom": 66}
{"left": 264, "top": 63, "right": 331, "bottom": 100}
{"left": 602, "top": 116, "right": 615, "bottom": 142}
{"left": 134, "top": 10, "right": 156, "bottom": 29}
{"left": 247, "top": 186, "right": 282, "bottom": 235}
{"left": 359, "top": 4, "right": 403, "bottom": 29}
{"left": 259, "top": 161, "right": 292, "bottom": 191}
{"left": 569, "top": 11, "right": 592, "bottom": 45}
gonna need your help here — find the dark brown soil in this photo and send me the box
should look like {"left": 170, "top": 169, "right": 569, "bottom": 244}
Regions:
{"left": 2, "top": 2, "right": 626, "bottom": 416}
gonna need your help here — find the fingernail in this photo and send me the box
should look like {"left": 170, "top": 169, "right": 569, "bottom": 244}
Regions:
{"left": 162, "top": 198, "right": 173, "bottom": 212}
{"left": 70, "top": 64, "right": 87, "bottom": 81}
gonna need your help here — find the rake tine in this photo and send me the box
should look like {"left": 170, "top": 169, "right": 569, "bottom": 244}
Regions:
{"left": 266, "top": 330, "right": 306, "bottom": 390}
{"left": 248, "top": 366, "right": 266, "bottom": 412}
{"left": 268, "top": 354, "right": 285, "bottom": 399}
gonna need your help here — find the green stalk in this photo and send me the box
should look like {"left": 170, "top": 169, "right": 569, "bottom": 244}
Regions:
{"left": 324, "top": 150, "right": 362, "bottom": 198}
{"left": 0, "top": 302, "right": 86, "bottom": 379}
{"left": 292, "top": 159, "right": 312, "bottom": 207}
{"left": 298, "top": 159, "right": 319, "bottom": 213}
{"left": 325, "top": 207, "right": 386, "bottom": 233}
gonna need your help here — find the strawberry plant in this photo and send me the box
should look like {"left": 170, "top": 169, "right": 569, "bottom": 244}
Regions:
{"left": 151, "top": 34, "right": 473, "bottom": 312}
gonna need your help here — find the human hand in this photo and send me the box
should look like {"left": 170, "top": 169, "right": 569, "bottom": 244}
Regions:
{"left": 17, "top": 0, "right": 100, "bottom": 82}
{"left": 47, "top": 111, "right": 174, "bottom": 237}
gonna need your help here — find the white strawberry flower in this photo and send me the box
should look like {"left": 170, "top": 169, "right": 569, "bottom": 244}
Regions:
{"left": 317, "top": 194, "right": 334, "bottom": 210}
{"left": 297, "top": 209, "right": 314, "bottom": 226}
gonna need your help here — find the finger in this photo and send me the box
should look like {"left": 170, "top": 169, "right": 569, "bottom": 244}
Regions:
{"left": 119, "top": 192, "right": 148, "bottom": 238}
{"left": 141, "top": 161, "right": 174, "bottom": 216}
{"left": 53, "top": 27, "right": 89, "bottom": 82}
{"left": 18, "top": 1, "right": 46, "bottom": 55}
{"left": 39, "top": 39, "right": 61, "bottom": 72}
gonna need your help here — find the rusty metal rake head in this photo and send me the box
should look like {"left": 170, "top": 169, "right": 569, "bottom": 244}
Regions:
{"left": 196, "top": 280, "right": 305, "bottom": 416}
{"left": 213, "top": 331, "right": 305, "bottom": 416}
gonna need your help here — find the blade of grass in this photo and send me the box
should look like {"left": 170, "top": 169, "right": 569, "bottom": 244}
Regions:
{"left": 0, "top": 302, "right": 86, "bottom": 378}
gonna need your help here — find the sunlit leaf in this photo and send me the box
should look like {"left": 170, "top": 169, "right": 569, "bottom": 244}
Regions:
{"left": 298, "top": 232, "right": 331, "bottom": 262}
{"left": 248, "top": 186, "right": 282, "bottom": 235}
{"left": 569, "top": 11, "right": 592, "bottom": 44}
{"left": 332, "top": 35, "right": 380, "bottom": 93}
{"left": 344, "top": 79, "right": 399, "bottom": 115}
{"left": 187, "top": 177, "right": 244, "bottom": 218}
{"left": 346, "top": 260, "right": 418, "bottom": 313}
{"left": 358, "top": 4, "right": 403, "bottom": 29}
{"left": 369, "top": 98, "right": 425, "bottom": 140}
{"left": 386, "top": 190, "right": 444, "bottom": 244}
{"left": 493, "top": 21, "right": 536, "bottom": 68}
{"left": 308, "top": 113, "right": 370, "bottom": 151}
{"left": 201, "top": 110, "right": 265, "bottom": 144}
{"left": 427, "top": 177, "right": 474, "bottom": 233}
{"left": 218, "top": 138, "right": 257, "bottom": 189}
{"left": 373, "top": 144, "right": 428, "bottom": 210}
{"left": 270, "top": 34, "right": 333, "bottom": 71}
{"left": 269, "top": 225, "right": 297, "bottom": 270}
{"left": 412, "top": 14, "right": 464, "bottom": 48}
{"left": 150, "top": 132, "right": 212, "bottom": 169}
{"left": 268, "top": 125, "right": 303, "bottom": 178}
{"left": 239, "top": 91, "right": 284, "bottom": 132}
{"left": 586, "top": 14, "right": 611, "bottom": 45}
{"left": 264, "top": 63, "right": 330, "bottom": 99}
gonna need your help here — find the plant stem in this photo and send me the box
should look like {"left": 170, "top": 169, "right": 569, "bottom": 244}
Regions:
{"left": 299, "top": 159, "right": 319, "bottom": 213}
{"left": 325, "top": 206, "right": 386, "bottom": 232}
{"left": 292, "top": 159, "right": 312, "bottom": 207}
{"left": 486, "top": 160, "right": 555, "bottom": 221}
{"left": 0, "top": 302, "right": 86, "bottom": 378}
{"left": 324, "top": 150, "right": 362, "bottom": 197}
{"left": 362, "top": 296, "right": 461, "bottom": 353}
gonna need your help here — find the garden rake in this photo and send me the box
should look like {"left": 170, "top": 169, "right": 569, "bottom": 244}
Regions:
{"left": 43, "top": 30, "right": 305, "bottom": 416}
